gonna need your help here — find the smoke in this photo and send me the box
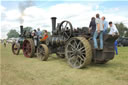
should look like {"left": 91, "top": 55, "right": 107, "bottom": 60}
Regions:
{"left": 19, "top": 0, "right": 34, "bottom": 25}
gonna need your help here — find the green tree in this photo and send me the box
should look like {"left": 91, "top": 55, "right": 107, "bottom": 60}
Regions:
{"left": 7, "top": 29, "right": 19, "bottom": 39}
{"left": 115, "top": 23, "right": 128, "bottom": 37}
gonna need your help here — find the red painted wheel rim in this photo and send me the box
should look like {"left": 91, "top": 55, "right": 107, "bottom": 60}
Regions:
{"left": 23, "top": 40, "right": 32, "bottom": 58}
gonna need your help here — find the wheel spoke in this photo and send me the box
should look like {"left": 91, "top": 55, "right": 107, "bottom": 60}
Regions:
{"left": 73, "top": 40, "right": 78, "bottom": 48}
{"left": 78, "top": 55, "right": 84, "bottom": 61}
{"left": 69, "top": 55, "right": 76, "bottom": 61}
{"left": 78, "top": 47, "right": 85, "bottom": 51}
{"left": 68, "top": 43, "right": 75, "bottom": 50}
{"left": 77, "top": 41, "right": 82, "bottom": 49}
{"left": 67, "top": 50, "right": 74, "bottom": 53}
{"left": 64, "top": 22, "right": 68, "bottom": 28}
{"left": 68, "top": 53, "right": 75, "bottom": 58}
{"left": 73, "top": 57, "right": 79, "bottom": 67}
{"left": 81, "top": 49, "right": 85, "bottom": 53}
{"left": 64, "top": 32, "right": 69, "bottom": 38}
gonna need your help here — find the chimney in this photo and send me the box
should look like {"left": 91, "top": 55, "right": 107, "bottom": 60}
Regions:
{"left": 20, "top": 25, "right": 23, "bottom": 35}
{"left": 51, "top": 17, "right": 57, "bottom": 33}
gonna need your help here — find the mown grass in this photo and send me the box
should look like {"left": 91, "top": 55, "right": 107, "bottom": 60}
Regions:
{"left": 0, "top": 44, "right": 128, "bottom": 85}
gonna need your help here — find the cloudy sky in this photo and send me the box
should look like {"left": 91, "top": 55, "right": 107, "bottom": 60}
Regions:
{"left": 0, "top": 0, "right": 128, "bottom": 39}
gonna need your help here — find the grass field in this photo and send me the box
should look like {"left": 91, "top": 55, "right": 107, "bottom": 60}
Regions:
{"left": 1, "top": 44, "right": 128, "bottom": 85}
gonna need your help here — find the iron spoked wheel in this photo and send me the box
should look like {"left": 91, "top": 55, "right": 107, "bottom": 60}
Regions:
{"left": 59, "top": 20, "right": 73, "bottom": 41}
{"left": 65, "top": 37, "right": 92, "bottom": 68}
{"left": 12, "top": 43, "right": 20, "bottom": 55}
{"left": 22, "top": 39, "right": 35, "bottom": 58}
{"left": 37, "top": 44, "right": 49, "bottom": 61}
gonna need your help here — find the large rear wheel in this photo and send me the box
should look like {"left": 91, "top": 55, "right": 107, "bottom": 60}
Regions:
{"left": 22, "top": 39, "right": 35, "bottom": 58}
{"left": 37, "top": 44, "right": 49, "bottom": 61}
{"left": 65, "top": 37, "right": 92, "bottom": 68}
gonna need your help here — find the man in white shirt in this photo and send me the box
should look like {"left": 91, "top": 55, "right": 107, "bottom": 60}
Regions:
{"left": 109, "top": 21, "right": 119, "bottom": 36}
{"left": 93, "top": 13, "right": 104, "bottom": 50}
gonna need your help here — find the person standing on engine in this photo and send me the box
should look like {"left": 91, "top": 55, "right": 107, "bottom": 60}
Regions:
{"left": 89, "top": 17, "right": 96, "bottom": 36}
{"left": 102, "top": 16, "right": 108, "bottom": 34}
{"left": 93, "top": 13, "right": 104, "bottom": 50}
{"left": 37, "top": 28, "right": 42, "bottom": 39}
{"left": 108, "top": 21, "right": 119, "bottom": 36}
{"left": 31, "top": 30, "right": 38, "bottom": 50}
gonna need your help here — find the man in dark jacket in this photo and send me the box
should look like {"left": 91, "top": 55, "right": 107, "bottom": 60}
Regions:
{"left": 89, "top": 17, "right": 96, "bottom": 36}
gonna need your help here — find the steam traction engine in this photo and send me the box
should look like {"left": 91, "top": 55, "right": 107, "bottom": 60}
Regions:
{"left": 12, "top": 25, "right": 25, "bottom": 55}
{"left": 12, "top": 25, "right": 34, "bottom": 56}
{"left": 36, "top": 17, "right": 118, "bottom": 68}
{"left": 12, "top": 17, "right": 118, "bottom": 69}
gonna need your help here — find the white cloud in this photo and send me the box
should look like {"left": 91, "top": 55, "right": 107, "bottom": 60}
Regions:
{"left": 1, "top": 21, "right": 20, "bottom": 39}
{"left": 0, "top": 5, "right": 6, "bottom": 12}
{"left": 0, "top": 5, "right": 6, "bottom": 39}
{"left": 1, "top": 3, "right": 128, "bottom": 39}
{"left": 6, "top": 10, "right": 21, "bottom": 20}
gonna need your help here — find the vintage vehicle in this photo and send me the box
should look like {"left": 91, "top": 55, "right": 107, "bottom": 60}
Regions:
{"left": 12, "top": 17, "right": 119, "bottom": 68}
{"left": 12, "top": 26, "right": 24, "bottom": 55}
{"left": 12, "top": 25, "right": 33, "bottom": 55}
{"left": 117, "top": 37, "right": 128, "bottom": 46}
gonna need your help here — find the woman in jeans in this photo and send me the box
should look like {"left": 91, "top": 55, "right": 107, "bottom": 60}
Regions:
{"left": 89, "top": 17, "right": 96, "bottom": 36}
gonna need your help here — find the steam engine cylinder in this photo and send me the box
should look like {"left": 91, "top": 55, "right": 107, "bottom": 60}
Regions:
{"left": 46, "top": 36, "right": 65, "bottom": 46}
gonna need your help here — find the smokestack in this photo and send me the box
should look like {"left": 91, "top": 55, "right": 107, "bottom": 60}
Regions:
{"left": 20, "top": 25, "right": 23, "bottom": 35}
{"left": 19, "top": 0, "right": 34, "bottom": 25}
{"left": 51, "top": 17, "right": 57, "bottom": 33}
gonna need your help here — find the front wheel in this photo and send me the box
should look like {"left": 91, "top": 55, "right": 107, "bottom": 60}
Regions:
{"left": 37, "top": 44, "right": 49, "bottom": 61}
{"left": 12, "top": 43, "right": 20, "bottom": 55}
